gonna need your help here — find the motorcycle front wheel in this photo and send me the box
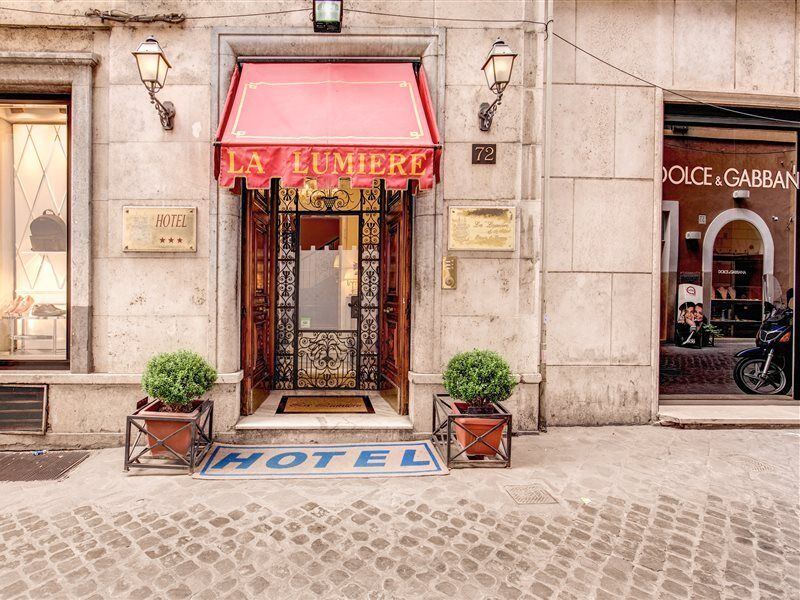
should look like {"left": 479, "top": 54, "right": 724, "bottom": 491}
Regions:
{"left": 734, "top": 357, "right": 791, "bottom": 395}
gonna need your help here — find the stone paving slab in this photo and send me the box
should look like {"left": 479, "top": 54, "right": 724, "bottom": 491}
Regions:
{"left": 0, "top": 426, "right": 799, "bottom": 599}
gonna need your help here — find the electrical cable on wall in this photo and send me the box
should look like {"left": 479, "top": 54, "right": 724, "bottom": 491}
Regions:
{"left": 0, "top": 3, "right": 798, "bottom": 126}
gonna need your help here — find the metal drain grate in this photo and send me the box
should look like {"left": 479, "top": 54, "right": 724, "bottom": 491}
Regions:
{"left": 0, "top": 451, "right": 89, "bottom": 481}
{"left": 505, "top": 484, "right": 558, "bottom": 505}
{"left": 726, "top": 454, "right": 778, "bottom": 473}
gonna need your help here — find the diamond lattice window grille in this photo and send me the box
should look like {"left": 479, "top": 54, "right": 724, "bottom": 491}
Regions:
{"left": 12, "top": 124, "right": 68, "bottom": 295}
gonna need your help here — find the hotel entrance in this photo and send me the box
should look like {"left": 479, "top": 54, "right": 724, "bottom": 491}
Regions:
{"left": 214, "top": 59, "right": 440, "bottom": 425}
{"left": 240, "top": 179, "right": 412, "bottom": 419}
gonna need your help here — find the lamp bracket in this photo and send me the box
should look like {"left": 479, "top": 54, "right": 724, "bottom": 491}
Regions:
{"left": 478, "top": 94, "right": 502, "bottom": 132}
{"left": 149, "top": 92, "right": 175, "bottom": 130}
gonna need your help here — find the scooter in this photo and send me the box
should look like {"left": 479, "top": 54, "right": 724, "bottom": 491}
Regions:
{"left": 733, "top": 276, "right": 793, "bottom": 395}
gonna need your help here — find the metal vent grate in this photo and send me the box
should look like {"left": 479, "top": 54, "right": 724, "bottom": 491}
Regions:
{"left": 505, "top": 484, "right": 558, "bottom": 505}
{"left": 0, "top": 451, "right": 88, "bottom": 481}
{"left": 0, "top": 385, "right": 47, "bottom": 433}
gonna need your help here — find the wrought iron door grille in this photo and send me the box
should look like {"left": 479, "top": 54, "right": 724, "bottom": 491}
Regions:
{"left": 273, "top": 180, "right": 382, "bottom": 390}
{"left": 297, "top": 330, "right": 357, "bottom": 388}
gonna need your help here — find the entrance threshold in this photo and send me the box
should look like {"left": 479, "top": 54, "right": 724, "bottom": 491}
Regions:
{"left": 657, "top": 403, "right": 800, "bottom": 427}
{"left": 235, "top": 390, "right": 413, "bottom": 431}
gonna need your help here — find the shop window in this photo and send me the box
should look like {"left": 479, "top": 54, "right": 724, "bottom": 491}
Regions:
{"left": 0, "top": 101, "right": 69, "bottom": 366}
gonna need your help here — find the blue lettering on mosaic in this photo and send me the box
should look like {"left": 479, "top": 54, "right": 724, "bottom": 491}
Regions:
{"left": 311, "top": 451, "right": 346, "bottom": 468}
{"left": 211, "top": 452, "right": 264, "bottom": 470}
{"left": 354, "top": 450, "right": 390, "bottom": 468}
{"left": 266, "top": 452, "right": 307, "bottom": 469}
{"left": 400, "top": 448, "right": 430, "bottom": 467}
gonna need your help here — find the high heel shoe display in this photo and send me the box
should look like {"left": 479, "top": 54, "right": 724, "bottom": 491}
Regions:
{"left": 1, "top": 296, "right": 24, "bottom": 317}
{"left": 10, "top": 296, "right": 34, "bottom": 316}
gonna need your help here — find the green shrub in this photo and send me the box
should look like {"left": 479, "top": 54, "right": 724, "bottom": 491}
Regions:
{"left": 442, "top": 349, "right": 516, "bottom": 411}
{"left": 141, "top": 350, "right": 217, "bottom": 411}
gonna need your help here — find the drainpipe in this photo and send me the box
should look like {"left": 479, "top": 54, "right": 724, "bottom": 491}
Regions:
{"left": 538, "top": 0, "right": 554, "bottom": 432}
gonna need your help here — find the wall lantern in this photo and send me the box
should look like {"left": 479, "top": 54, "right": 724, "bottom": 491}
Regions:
{"left": 132, "top": 36, "right": 176, "bottom": 130}
{"left": 313, "top": 0, "right": 343, "bottom": 33}
{"left": 478, "top": 38, "right": 517, "bottom": 131}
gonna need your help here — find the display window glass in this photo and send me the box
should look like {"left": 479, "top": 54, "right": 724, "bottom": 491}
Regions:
{"left": 0, "top": 100, "right": 69, "bottom": 366}
{"left": 660, "top": 118, "right": 797, "bottom": 396}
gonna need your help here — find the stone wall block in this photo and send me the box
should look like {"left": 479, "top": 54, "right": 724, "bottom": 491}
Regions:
{"left": 440, "top": 315, "right": 530, "bottom": 372}
{"left": 442, "top": 142, "right": 519, "bottom": 200}
{"left": 440, "top": 258, "right": 519, "bottom": 316}
{"left": 543, "top": 365, "right": 652, "bottom": 424}
{"left": 610, "top": 273, "right": 652, "bottom": 365}
{"left": 436, "top": 1, "right": 525, "bottom": 25}
{"left": 575, "top": 0, "right": 674, "bottom": 86}
{"left": 92, "top": 142, "right": 108, "bottom": 202}
{"left": 517, "top": 198, "right": 541, "bottom": 260}
{"left": 735, "top": 0, "right": 796, "bottom": 94}
{"left": 108, "top": 84, "right": 211, "bottom": 143}
{"left": 544, "top": 272, "right": 611, "bottom": 365}
{"left": 545, "top": 177, "right": 574, "bottom": 271}
{"left": 521, "top": 87, "right": 543, "bottom": 146}
{"left": 93, "top": 315, "right": 209, "bottom": 373}
{"left": 92, "top": 257, "right": 209, "bottom": 318}
{"left": 108, "top": 28, "right": 211, "bottom": 86}
{"left": 551, "top": 0, "right": 576, "bottom": 83}
{"left": 444, "top": 85, "right": 522, "bottom": 143}
{"left": 673, "top": 0, "right": 735, "bottom": 90}
{"left": 445, "top": 28, "right": 524, "bottom": 86}
{"left": 410, "top": 213, "right": 436, "bottom": 373}
{"left": 551, "top": 84, "right": 614, "bottom": 178}
{"left": 107, "top": 141, "right": 210, "bottom": 200}
{"left": 572, "top": 179, "right": 653, "bottom": 272}
{"left": 614, "top": 86, "right": 655, "bottom": 179}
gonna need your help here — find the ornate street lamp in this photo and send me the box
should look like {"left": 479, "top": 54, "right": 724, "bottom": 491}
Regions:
{"left": 132, "top": 36, "right": 176, "bottom": 130}
{"left": 313, "top": 0, "right": 343, "bottom": 33}
{"left": 478, "top": 38, "right": 518, "bottom": 131}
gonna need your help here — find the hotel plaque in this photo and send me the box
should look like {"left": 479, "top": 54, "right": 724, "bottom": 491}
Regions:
{"left": 122, "top": 207, "right": 197, "bottom": 252}
{"left": 447, "top": 207, "right": 516, "bottom": 251}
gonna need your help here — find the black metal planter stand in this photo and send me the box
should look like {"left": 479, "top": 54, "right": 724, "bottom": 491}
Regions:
{"left": 124, "top": 397, "right": 214, "bottom": 474}
{"left": 430, "top": 393, "right": 512, "bottom": 468}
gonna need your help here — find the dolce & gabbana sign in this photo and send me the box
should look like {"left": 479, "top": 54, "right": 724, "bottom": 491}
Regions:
{"left": 662, "top": 165, "right": 799, "bottom": 190}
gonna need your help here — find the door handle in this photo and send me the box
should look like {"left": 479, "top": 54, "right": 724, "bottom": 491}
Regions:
{"left": 383, "top": 307, "right": 395, "bottom": 315}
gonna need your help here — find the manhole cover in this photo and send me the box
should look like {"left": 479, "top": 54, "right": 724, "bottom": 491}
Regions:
{"left": 0, "top": 451, "right": 89, "bottom": 481}
{"left": 726, "top": 454, "right": 778, "bottom": 473}
{"left": 504, "top": 484, "right": 558, "bottom": 505}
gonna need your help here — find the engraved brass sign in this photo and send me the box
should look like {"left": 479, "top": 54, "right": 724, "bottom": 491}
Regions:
{"left": 442, "top": 256, "right": 457, "bottom": 289}
{"left": 122, "top": 207, "right": 197, "bottom": 252}
{"left": 448, "top": 206, "right": 515, "bottom": 251}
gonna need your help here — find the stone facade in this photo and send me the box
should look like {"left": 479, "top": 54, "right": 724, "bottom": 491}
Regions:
{"left": 0, "top": 1, "right": 798, "bottom": 446}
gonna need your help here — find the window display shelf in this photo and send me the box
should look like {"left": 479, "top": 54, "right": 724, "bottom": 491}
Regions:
{"left": 1, "top": 315, "right": 66, "bottom": 321}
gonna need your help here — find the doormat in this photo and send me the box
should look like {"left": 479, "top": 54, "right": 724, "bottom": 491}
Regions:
{"left": 194, "top": 441, "right": 448, "bottom": 479}
{"left": 0, "top": 450, "right": 89, "bottom": 482}
{"left": 276, "top": 395, "right": 375, "bottom": 414}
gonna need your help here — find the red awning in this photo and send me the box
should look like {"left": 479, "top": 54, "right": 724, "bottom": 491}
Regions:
{"left": 215, "top": 62, "right": 441, "bottom": 190}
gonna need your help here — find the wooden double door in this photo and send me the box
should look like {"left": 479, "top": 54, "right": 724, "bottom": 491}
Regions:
{"left": 241, "top": 183, "right": 412, "bottom": 415}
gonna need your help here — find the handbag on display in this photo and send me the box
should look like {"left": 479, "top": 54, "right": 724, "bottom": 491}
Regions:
{"left": 29, "top": 209, "right": 67, "bottom": 252}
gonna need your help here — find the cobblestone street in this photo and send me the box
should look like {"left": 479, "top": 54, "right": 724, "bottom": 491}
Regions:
{"left": 1, "top": 426, "right": 799, "bottom": 600}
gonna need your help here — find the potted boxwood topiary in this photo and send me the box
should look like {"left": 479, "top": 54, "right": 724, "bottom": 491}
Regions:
{"left": 443, "top": 349, "right": 516, "bottom": 456}
{"left": 140, "top": 350, "right": 217, "bottom": 457}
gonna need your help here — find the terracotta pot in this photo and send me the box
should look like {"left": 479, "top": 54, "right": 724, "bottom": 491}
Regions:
{"left": 451, "top": 401, "right": 506, "bottom": 457}
{"left": 141, "top": 400, "right": 201, "bottom": 458}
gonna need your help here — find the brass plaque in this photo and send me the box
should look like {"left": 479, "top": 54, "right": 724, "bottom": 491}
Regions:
{"left": 122, "top": 206, "right": 197, "bottom": 252}
{"left": 442, "top": 256, "right": 457, "bottom": 289}
{"left": 448, "top": 206, "right": 515, "bottom": 251}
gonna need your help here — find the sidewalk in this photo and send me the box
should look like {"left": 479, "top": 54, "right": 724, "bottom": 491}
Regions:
{"left": 1, "top": 426, "right": 798, "bottom": 599}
